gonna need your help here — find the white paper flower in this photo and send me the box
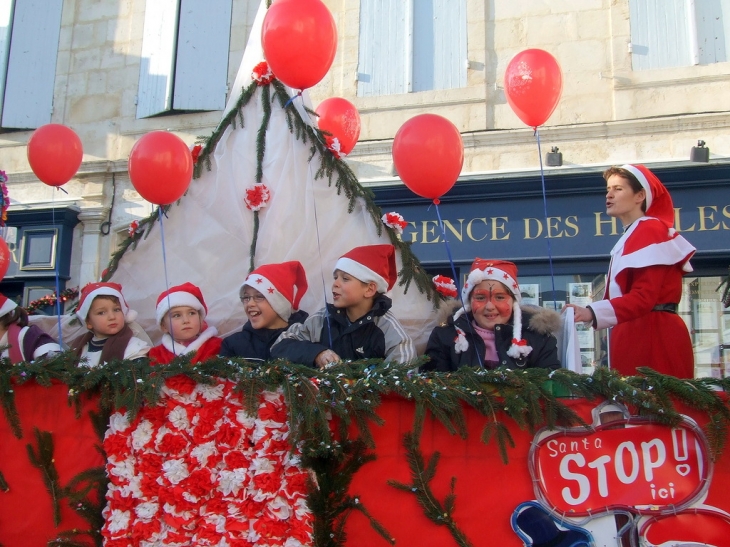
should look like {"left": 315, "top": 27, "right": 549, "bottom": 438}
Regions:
{"left": 131, "top": 419, "right": 154, "bottom": 450}
{"left": 268, "top": 495, "right": 292, "bottom": 519}
{"left": 196, "top": 382, "right": 225, "bottom": 401}
{"left": 162, "top": 459, "right": 189, "bottom": 485}
{"left": 168, "top": 406, "right": 190, "bottom": 430}
{"left": 107, "top": 509, "right": 130, "bottom": 533}
{"left": 191, "top": 441, "right": 217, "bottom": 466}
{"left": 107, "top": 412, "right": 130, "bottom": 435}
{"left": 135, "top": 501, "right": 159, "bottom": 519}
{"left": 218, "top": 469, "right": 247, "bottom": 496}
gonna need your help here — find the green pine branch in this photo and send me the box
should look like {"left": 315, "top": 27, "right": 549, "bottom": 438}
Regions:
{"left": 388, "top": 430, "right": 473, "bottom": 547}
{"left": 26, "top": 428, "right": 62, "bottom": 526}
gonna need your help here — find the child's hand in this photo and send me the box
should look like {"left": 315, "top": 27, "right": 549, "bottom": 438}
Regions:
{"left": 315, "top": 349, "right": 341, "bottom": 369}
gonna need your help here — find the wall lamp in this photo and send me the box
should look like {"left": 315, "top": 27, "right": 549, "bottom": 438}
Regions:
{"left": 690, "top": 140, "right": 709, "bottom": 163}
{"left": 546, "top": 146, "right": 563, "bottom": 167}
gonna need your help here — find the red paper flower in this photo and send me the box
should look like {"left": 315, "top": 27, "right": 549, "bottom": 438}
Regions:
{"left": 252, "top": 61, "right": 274, "bottom": 85}
{"left": 191, "top": 144, "right": 203, "bottom": 164}
{"left": 433, "top": 275, "right": 458, "bottom": 298}
{"left": 382, "top": 212, "right": 408, "bottom": 235}
{"left": 324, "top": 135, "right": 344, "bottom": 158}
{"left": 244, "top": 183, "right": 271, "bottom": 211}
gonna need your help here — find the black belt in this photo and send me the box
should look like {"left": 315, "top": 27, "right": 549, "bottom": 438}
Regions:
{"left": 652, "top": 303, "right": 678, "bottom": 313}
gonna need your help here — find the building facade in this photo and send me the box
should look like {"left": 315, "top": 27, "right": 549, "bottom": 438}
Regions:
{"left": 0, "top": 0, "right": 728, "bottom": 375}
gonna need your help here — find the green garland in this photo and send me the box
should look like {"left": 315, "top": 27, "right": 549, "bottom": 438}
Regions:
{"left": 4, "top": 355, "right": 730, "bottom": 546}
{"left": 103, "top": 78, "right": 444, "bottom": 305}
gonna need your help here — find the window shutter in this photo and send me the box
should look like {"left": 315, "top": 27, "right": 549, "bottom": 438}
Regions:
{"left": 357, "top": 0, "right": 408, "bottom": 97}
{"left": 629, "top": 0, "right": 691, "bottom": 70}
{"left": 413, "top": 0, "right": 466, "bottom": 92}
{"left": 136, "top": 0, "right": 179, "bottom": 118}
{"left": 173, "top": 0, "right": 233, "bottom": 111}
{"left": 0, "top": 0, "right": 14, "bottom": 124}
{"left": 2, "top": 0, "right": 62, "bottom": 129}
{"left": 694, "top": 0, "right": 730, "bottom": 64}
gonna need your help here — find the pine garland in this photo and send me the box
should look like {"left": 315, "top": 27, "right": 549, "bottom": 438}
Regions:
{"left": 26, "top": 428, "right": 63, "bottom": 526}
{"left": 102, "top": 76, "right": 444, "bottom": 304}
{"left": 388, "top": 431, "right": 472, "bottom": 547}
{"left": 304, "top": 438, "right": 394, "bottom": 547}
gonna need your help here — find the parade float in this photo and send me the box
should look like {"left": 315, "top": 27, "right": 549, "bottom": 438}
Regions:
{"left": 2, "top": 1, "right": 730, "bottom": 546}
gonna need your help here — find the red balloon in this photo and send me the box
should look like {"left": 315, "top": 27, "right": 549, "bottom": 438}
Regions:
{"left": 27, "top": 124, "right": 83, "bottom": 187}
{"left": 261, "top": 0, "right": 337, "bottom": 90}
{"left": 504, "top": 49, "right": 563, "bottom": 129}
{"left": 0, "top": 238, "right": 10, "bottom": 280}
{"left": 392, "top": 114, "right": 464, "bottom": 202}
{"left": 315, "top": 97, "right": 361, "bottom": 157}
{"left": 128, "top": 131, "right": 193, "bottom": 206}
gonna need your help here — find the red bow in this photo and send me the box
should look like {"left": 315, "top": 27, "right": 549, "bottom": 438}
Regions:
{"left": 512, "top": 338, "right": 527, "bottom": 346}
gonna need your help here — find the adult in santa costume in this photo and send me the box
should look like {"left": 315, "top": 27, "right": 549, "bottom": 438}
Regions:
{"left": 423, "top": 259, "right": 561, "bottom": 371}
{"left": 567, "top": 164, "right": 696, "bottom": 378}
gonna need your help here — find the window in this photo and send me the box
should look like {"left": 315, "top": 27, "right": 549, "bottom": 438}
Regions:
{"left": 629, "top": 0, "right": 730, "bottom": 70}
{"left": 0, "top": 0, "right": 63, "bottom": 129}
{"left": 137, "top": 0, "right": 233, "bottom": 118}
{"left": 356, "top": 0, "right": 467, "bottom": 97}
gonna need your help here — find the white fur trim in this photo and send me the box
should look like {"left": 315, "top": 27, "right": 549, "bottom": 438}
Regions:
{"left": 156, "top": 293, "right": 206, "bottom": 325}
{"left": 0, "top": 298, "right": 17, "bottom": 317}
{"left": 459, "top": 265, "right": 520, "bottom": 317}
{"left": 590, "top": 300, "right": 618, "bottom": 330}
{"left": 608, "top": 217, "right": 695, "bottom": 299}
{"left": 334, "top": 257, "right": 388, "bottom": 293}
{"left": 77, "top": 287, "right": 128, "bottom": 322}
{"left": 243, "top": 274, "right": 292, "bottom": 321}
{"left": 32, "top": 342, "right": 62, "bottom": 359}
{"left": 621, "top": 164, "right": 653, "bottom": 210}
{"left": 454, "top": 327, "right": 469, "bottom": 354}
{"left": 160, "top": 326, "right": 218, "bottom": 356}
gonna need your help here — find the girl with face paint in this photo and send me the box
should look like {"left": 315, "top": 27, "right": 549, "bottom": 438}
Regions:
{"left": 423, "top": 259, "right": 561, "bottom": 372}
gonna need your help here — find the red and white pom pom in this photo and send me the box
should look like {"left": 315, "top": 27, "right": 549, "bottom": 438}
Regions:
{"left": 382, "top": 212, "right": 408, "bottom": 235}
{"left": 244, "top": 183, "right": 271, "bottom": 212}
{"left": 325, "top": 136, "right": 344, "bottom": 159}
{"left": 454, "top": 326, "right": 469, "bottom": 354}
{"left": 251, "top": 61, "right": 274, "bottom": 85}
{"left": 191, "top": 144, "right": 203, "bottom": 164}
{"left": 128, "top": 220, "right": 139, "bottom": 238}
{"left": 433, "top": 275, "right": 457, "bottom": 298}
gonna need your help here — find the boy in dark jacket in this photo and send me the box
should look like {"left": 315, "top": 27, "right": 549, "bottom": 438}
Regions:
{"left": 423, "top": 259, "right": 560, "bottom": 372}
{"left": 270, "top": 245, "right": 415, "bottom": 368}
{"left": 220, "top": 261, "right": 309, "bottom": 361}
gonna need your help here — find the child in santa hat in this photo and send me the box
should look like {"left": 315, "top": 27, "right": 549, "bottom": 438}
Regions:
{"left": 566, "top": 164, "right": 696, "bottom": 378}
{"left": 423, "top": 259, "right": 561, "bottom": 372}
{"left": 149, "top": 282, "right": 222, "bottom": 364}
{"left": 271, "top": 244, "right": 415, "bottom": 368}
{"left": 220, "top": 261, "right": 309, "bottom": 361}
{"left": 70, "top": 282, "right": 151, "bottom": 368}
{"left": 0, "top": 293, "right": 61, "bottom": 363}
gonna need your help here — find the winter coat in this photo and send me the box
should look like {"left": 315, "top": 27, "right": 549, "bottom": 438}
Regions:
{"left": 219, "top": 310, "right": 308, "bottom": 362}
{"left": 422, "top": 305, "right": 561, "bottom": 372}
{"left": 148, "top": 326, "right": 222, "bottom": 365}
{"left": 270, "top": 294, "right": 415, "bottom": 367}
{"left": 1, "top": 324, "right": 61, "bottom": 364}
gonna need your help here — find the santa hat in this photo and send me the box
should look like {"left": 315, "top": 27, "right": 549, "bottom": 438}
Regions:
{"left": 454, "top": 259, "right": 532, "bottom": 359}
{"left": 242, "top": 261, "right": 308, "bottom": 321}
{"left": 0, "top": 293, "right": 17, "bottom": 317}
{"left": 621, "top": 164, "right": 675, "bottom": 228}
{"left": 156, "top": 282, "right": 207, "bottom": 326}
{"left": 334, "top": 244, "right": 397, "bottom": 293}
{"left": 76, "top": 282, "right": 136, "bottom": 323}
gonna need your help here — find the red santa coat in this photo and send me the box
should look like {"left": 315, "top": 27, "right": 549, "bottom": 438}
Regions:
{"left": 590, "top": 217, "right": 696, "bottom": 378}
{"left": 148, "top": 326, "right": 222, "bottom": 365}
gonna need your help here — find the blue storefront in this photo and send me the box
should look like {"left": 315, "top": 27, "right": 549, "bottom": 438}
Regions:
{"left": 372, "top": 161, "right": 730, "bottom": 376}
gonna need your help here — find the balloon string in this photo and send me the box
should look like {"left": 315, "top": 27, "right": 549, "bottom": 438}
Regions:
{"left": 297, "top": 100, "right": 334, "bottom": 351}
{"left": 158, "top": 207, "right": 176, "bottom": 355}
{"left": 284, "top": 90, "right": 303, "bottom": 109}
{"left": 52, "top": 189, "right": 63, "bottom": 349}
{"left": 433, "top": 202, "right": 483, "bottom": 369}
{"left": 535, "top": 129, "right": 558, "bottom": 308}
